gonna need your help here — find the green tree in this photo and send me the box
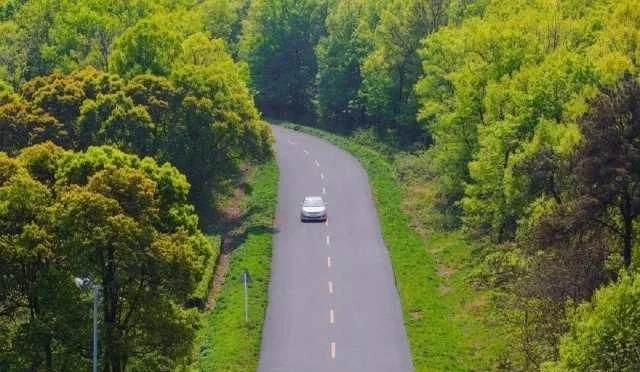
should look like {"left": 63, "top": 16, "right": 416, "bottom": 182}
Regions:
{"left": 239, "top": 0, "right": 327, "bottom": 122}
{"left": 0, "top": 20, "right": 28, "bottom": 88}
{"left": 360, "top": 0, "right": 443, "bottom": 145}
{"left": 315, "top": 0, "right": 373, "bottom": 133}
{"left": 415, "top": 19, "right": 487, "bottom": 222}
{"left": 198, "top": 0, "right": 248, "bottom": 55}
{"left": 462, "top": 50, "right": 597, "bottom": 241}
{"left": 53, "top": 146, "right": 212, "bottom": 371}
{"left": 77, "top": 91, "right": 155, "bottom": 155}
{"left": 0, "top": 143, "right": 88, "bottom": 371}
{"left": 0, "top": 90, "right": 63, "bottom": 153}
{"left": 21, "top": 67, "right": 125, "bottom": 146}
{"left": 0, "top": 0, "right": 196, "bottom": 84}
{"left": 41, "top": 3, "right": 120, "bottom": 72}
{"left": 109, "top": 17, "right": 183, "bottom": 78}
{"left": 169, "top": 55, "right": 273, "bottom": 207}
{"left": 0, "top": 144, "right": 213, "bottom": 371}
{"left": 415, "top": 0, "right": 607, "bottom": 231}
{"left": 9, "top": 0, "right": 59, "bottom": 80}
{"left": 545, "top": 272, "right": 640, "bottom": 372}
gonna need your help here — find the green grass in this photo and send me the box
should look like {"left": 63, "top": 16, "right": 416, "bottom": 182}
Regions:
{"left": 281, "top": 123, "right": 507, "bottom": 371}
{"left": 195, "top": 160, "right": 278, "bottom": 371}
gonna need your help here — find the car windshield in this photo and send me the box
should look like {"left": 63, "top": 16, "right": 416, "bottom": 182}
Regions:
{"left": 303, "top": 198, "right": 324, "bottom": 207}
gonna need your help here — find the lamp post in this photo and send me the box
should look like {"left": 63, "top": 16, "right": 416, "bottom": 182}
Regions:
{"left": 74, "top": 277, "right": 102, "bottom": 372}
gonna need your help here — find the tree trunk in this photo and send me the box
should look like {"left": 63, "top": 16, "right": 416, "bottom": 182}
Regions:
{"left": 103, "top": 245, "right": 124, "bottom": 372}
{"left": 622, "top": 191, "right": 633, "bottom": 268}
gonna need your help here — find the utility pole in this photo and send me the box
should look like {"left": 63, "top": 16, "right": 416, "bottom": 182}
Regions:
{"left": 92, "top": 284, "right": 101, "bottom": 372}
{"left": 75, "top": 277, "right": 101, "bottom": 372}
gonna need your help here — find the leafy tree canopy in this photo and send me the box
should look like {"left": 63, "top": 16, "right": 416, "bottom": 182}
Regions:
{"left": 0, "top": 142, "right": 213, "bottom": 371}
{"left": 545, "top": 272, "right": 640, "bottom": 372}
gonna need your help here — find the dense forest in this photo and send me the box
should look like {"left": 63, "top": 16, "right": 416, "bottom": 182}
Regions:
{"left": 0, "top": 0, "right": 273, "bottom": 371}
{"left": 1, "top": 0, "right": 640, "bottom": 371}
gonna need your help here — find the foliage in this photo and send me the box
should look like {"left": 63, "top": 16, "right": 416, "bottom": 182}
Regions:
{"left": 239, "top": 0, "right": 327, "bottom": 122}
{"left": 109, "top": 17, "right": 181, "bottom": 78}
{"left": 0, "top": 89, "right": 63, "bottom": 154}
{"left": 197, "top": 0, "right": 247, "bottom": 56}
{"left": 360, "top": 0, "right": 444, "bottom": 146}
{"left": 0, "top": 0, "right": 165, "bottom": 85}
{"left": 571, "top": 72, "right": 640, "bottom": 268}
{"left": 0, "top": 143, "right": 214, "bottom": 371}
{"left": 109, "top": 11, "right": 204, "bottom": 78}
{"left": 314, "top": 0, "right": 373, "bottom": 133}
{"left": 2, "top": 0, "right": 640, "bottom": 369}
{"left": 481, "top": 73, "right": 640, "bottom": 370}
{"left": 545, "top": 272, "right": 640, "bottom": 372}
{"left": 168, "top": 49, "right": 274, "bottom": 208}
{"left": 2, "top": 58, "right": 273, "bottom": 213}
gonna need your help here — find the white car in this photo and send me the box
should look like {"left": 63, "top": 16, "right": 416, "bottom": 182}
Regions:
{"left": 300, "top": 196, "right": 328, "bottom": 222}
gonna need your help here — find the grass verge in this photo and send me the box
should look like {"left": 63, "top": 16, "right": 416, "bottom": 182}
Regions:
{"left": 281, "top": 123, "right": 506, "bottom": 371}
{"left": 195, "top": 160, "right": 278, "bottom": 371}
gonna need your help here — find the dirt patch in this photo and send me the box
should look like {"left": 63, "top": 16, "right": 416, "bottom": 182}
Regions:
{"left": 438, "top": 284, "right": 452, "bottom": 295}
{"left": 410, "top": 309, "right": 424, "bottom": 320}
{"left": 204, "top": 180, "right": 249, "bottom": 311}
{"left": 436, "top": 263, "right": 455, "bottom": 294}
{"left": 437, "top": 264, "right": 455, "bottom": 279}
{"left": 463, "top": 295, "right": 489, "bottom": 315}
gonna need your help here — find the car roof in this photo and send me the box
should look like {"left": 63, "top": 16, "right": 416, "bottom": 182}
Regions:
{"left": 304, "top": 196, "right": 324, "bottom": 202}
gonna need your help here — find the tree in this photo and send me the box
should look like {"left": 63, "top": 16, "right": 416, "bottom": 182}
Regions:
{"left": 5, "top": 58, "right": 272, "bottom": 214}
{"left": 0, "top": 143, "right": 87, "bottom": 371}
{"left": 169, "top": 55, "right": 273, "bottom": 208}
{"left": 40, "top": 2, "right": 121, "bottom": 72}
{"left": 198, "top": 0, "right": 247, "bottom": 54}
{"left": 546, "top": 272, "right": 640, "bottom": 372}
{"left": 77, "top": 91, "right": 155, "bottom": 155}
{"left": 239, "top": 0, "right": 327, "bottom": 122}
{"left": 0, "top": 20, "right": 28, "bottom": 88}
{"left": 9, "top": 0, "right": 59, "bottom": 80}
{"left": 416, "top": 0, "right": 605, "bottom": 233}
{"left": 462, "top": 51, "right": 597, "bottom": 241}
{"left": 0, "top": 144, "right": 214, "bottom": 371}
{"left": 360, "top": 0, "right": 443, "bottom": 146}
{"left": 109, "top": 17, "right": 183, "bottom": 78}
{"left": 0, "top": 0, "right": 201, "bottom": 84}
{"left": 492, "top": 73, "right": 640, "bottom": 370}
{"left": 315, "top": 0, "right": 372, "bottom": 133}
{"left": 0, "top": 90, "right": 64, "bottom": 154}
{"left": 572, "top": 72, "right": 640, "bottom": 268}
{"left": 21, "top": 68, "right": 126, "bottom": 148}
{"left": 54, "top": 146, "right": 212, "bottom": 371}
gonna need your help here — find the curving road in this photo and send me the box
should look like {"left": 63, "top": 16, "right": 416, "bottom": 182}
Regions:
{"left": 258, "top": 125, "right": 413, "bottom": 372}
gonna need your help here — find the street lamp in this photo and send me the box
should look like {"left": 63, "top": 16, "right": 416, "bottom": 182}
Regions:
{"left": 74, "top": 277, "right": 102, "bottom": 372}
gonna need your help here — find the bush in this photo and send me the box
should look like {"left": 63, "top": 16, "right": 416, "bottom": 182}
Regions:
{"left": 546, "top": 272, "right": 640, "bottom": 371}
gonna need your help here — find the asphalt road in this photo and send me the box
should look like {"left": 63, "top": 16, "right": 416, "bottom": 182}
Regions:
{"left": 258, "top": 125, "right": 413, "bottom": 372}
